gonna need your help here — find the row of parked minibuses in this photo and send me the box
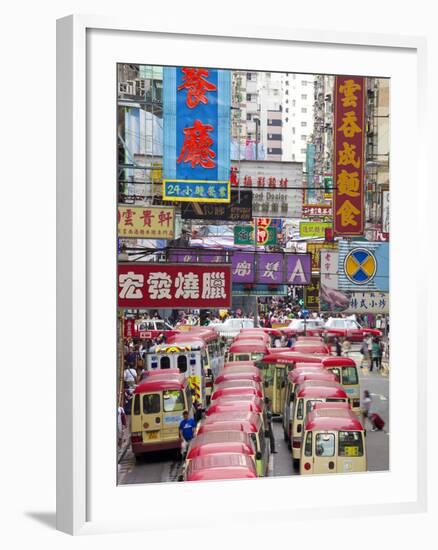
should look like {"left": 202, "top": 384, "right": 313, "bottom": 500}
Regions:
{"left": 131, "top": 326, "right": 366, "bottom": 477}
{"left": 130, "top": 327, "right": 224, "bottom": 457}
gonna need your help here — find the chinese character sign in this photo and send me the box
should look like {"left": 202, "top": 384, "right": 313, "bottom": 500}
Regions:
{"left": 299, "top": 222, "right": 332, "bottom": 238}
{"left": 304, "top": 276, "right": 320, "bottom": 310}
{"left": 163, "top": 67, "right": 231, "bottom": 201}
{"left": 302, "top": 204, "right": 333, "bottom": 218}
{"left": 117, "top": 206, "right": 175, "bottom": 239}
{"left": 118, "top": 264, "right": 231, "bottom": 309}
{"left": 307, "top": 242, "right": 338, "bottom": 271}
{"left": 333, "top": 76, "right": 365, "bottom": 236}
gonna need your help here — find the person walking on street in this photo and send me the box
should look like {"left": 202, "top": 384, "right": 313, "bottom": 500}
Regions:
{"left": 178, "top": 410, "right": 196, "bottom": 459}
{"left": 342, "top": 338, "right": 351, "bottom": 357}
{"left": 371, "top": 338, "right": 382, "bottom": 372}
{"left": 361, "top": 390, "right": 375, "bottom": 430}
{"left": 264, "top": 398, "right": 277, "bottom": 453}
{"left": 360, "top": 337, "right": 369, "bottom": 369}
{"left": 334, "top": 336, "right": 342, "bottom": 357}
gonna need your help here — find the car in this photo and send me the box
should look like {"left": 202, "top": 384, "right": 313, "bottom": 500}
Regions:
{"left": 211, "top": 317, "right": 254, "bottom": 339}
{"left": 324, "top": 317, "right": 382, "bottom": 342}
{"left": 135, "top": 319, "right": 180, "bottom": 340}
{"left": 281, "top": 318, "right": 325, "bottom": 337}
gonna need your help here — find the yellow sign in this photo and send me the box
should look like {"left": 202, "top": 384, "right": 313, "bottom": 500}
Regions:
{"left": 343, "top": 446, "right": 359, "bottom": 457}
{"left": 299, "top": 222, "right": 332, "bottom": 238}
{"left": 118, "top": 205, "right": 175, "bottom": 239}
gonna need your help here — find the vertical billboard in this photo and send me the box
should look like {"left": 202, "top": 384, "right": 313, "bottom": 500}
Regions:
{"left": 163, "top": 67, "right": 231, "bottom": 201}
{"left": 333, "top": 76, "right": 365, "bottom": 236}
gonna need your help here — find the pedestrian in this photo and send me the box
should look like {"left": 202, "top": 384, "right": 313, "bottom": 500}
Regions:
{"left": 118, "top": 405, "right": 126, "bottom": 448}
{"left": 371, "top": 338, "right": 382, "bottom": 372}
{"left": 178, "top": 410, "right": 196, "bottom": 459}
{"left": 334, "top": 336, "right": 342, "bottom": 357}
{"left": 264, "top": 398, "right": 277, "bottom": 453}
{"left": 125, "top": 346, "right": 137, "bottom": 369}
{"left": 193, "top": 400, "right": 203, "bottom": 425}
{"left": 360, "top": 337, "right": 369, "bottom": 368}
{"left": 361, "top": 390, "right": 375, "bottom": 430}
{"left": 124, "top": 362, "right": 138, "bottom": 388}
{"left": 342, "top": 338, "right": 351, "bottom": 357}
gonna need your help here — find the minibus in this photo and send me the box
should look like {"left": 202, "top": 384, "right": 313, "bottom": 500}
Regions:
{"left": 185, "top": 453, "right": 257, "bottom": 481}
{"left": 227, "top": 340, "right": 270, "bottom": 362}
{"left": 282, "top": 367, "right": 337, "bottom": 445}
{"left": 300, "top": 407, "right": 366, "bottom": 475}
{"left": 214, "top": 366, "right": 262, "bottom": 384}
{"left": 131, "top": 372, "right": 193, "bottom": 458}
{"left": 197, "top": 411, "right": 269, "bottom": 476}
{"left": 211, "top": 380, "right": 264, "bottom": 402}
{"left": 291, "top": 381, "right": 349, "bottom": 464}
{"left": 319, "top": 357, "right": 361, "bottom": 412}
{"left": 290, "top": 342, "right": 331, "bottom": 354}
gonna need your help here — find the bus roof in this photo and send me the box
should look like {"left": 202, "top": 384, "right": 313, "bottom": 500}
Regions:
{"left": 305, "top": 408, "right": 363, "bottom": 431}
{"left": 201, "top": 410, "right": 260, "bottom": 427}
{"left": 207, "top": 401, "right": 262, "bottom": 415}
{"left": 288, "top": 367, "right": 326, "bottom": 383}
{"left": 293, "top": 371, "right": 337, "bottom": 385}
{"left": 214, "top": 371, "right": 262, "bottom": 384}
{"left": 218, "top": 365, "right": 261, "bottom": 375}
{"left": 290, "top": 343, "right": 331, "bottom": 354}
{"left": 146, "top": 368, "right": 181, "bottom": 376}
{"left": 224, "top": 361, "right": 256, "bottom": 368}
{"left": 296, "top": 383, "right": 348, "bottom": 399}
{"left": 312, "top": 402, "right": 351, "bottom": 411}
{"left": 240, "top": 328, "right": 282, "bottom": 337}
{"left": 296, "top": 336, "right": 324, "bottom": 341}
{"left": 197, "top": 418, "right": 260, "bottom": 435}
{"left": 215, "top": 379, "right": 262, "bottom": 390}
{"left": 229, "top": 340, "right": 269, "bottom": 353}
{"left": 134, "top": 374, "right": 186, "bottom": 394}
{"left": 158, "top": 339, "right": 205, "bottom": 351}
{"left": 186, "top": 432, "right": 254, "bottom": 460}
{"left": 320, "top": 356, "right": 357, "bottom": 367}
{"left": 261, "top": 352, "right": 329, "bottom": 365}
{"left": 186, "top": 453, "right": 257, "bottom": 481}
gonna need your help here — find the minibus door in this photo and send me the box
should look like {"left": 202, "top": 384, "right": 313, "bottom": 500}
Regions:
{"left": 313, "top": 431, "right": 337, "bottom": 474}
{"left": 141, "top": 392, "right": 163, "bottom": 443}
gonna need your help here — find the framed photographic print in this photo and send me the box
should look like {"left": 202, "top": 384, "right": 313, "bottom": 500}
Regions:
{"left": 57, "top": 15, "right": 427, "bottom": 535}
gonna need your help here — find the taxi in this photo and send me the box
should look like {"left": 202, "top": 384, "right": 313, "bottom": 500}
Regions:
{"left": 300, "top": 406, "right": 366, "bottom": 475}
{"left": 184, "top": 453, "right": 257, "bottom": 481}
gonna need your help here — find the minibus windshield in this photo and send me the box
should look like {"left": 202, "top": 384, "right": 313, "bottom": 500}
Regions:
{"left": 341, "top": 367, "right": 358, "bottom": 385}
{"left": 163, "top": 390, "right": 185, "bottom": 412}
{"left": 143, "top": 394, "right": 160, "bottom": 414}
{"left": 338, "top": 431, "right": 364, "bottom": 457}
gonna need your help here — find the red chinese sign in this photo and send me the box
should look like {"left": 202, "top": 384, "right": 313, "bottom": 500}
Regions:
{"left": 177, "top": 119, "right": 216, "bottom": 168}
{"left": 178, "top": 68, "right": 217, "bottom": 109}
{"left": 333, "top": 76, "right": 365, "bottom": 235}
{"left": 118, "top": 264, "right": 232, "bottom": 309}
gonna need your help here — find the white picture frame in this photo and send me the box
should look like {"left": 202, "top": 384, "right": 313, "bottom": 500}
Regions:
{"left": 57, "top": 15, "right": 428, "bottom": 536}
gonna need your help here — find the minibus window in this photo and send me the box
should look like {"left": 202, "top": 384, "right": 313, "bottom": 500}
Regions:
{"left": 177, "top": 355, "right": 188, "bottom": 373}
{"left": 133, "top": 394, "right": 140, "bottom": 415}
{"left": 306, "top": 400, "right": 322, "bottom": 415}
{"left": 304, "top": 432, "right": 313, "bottom": 457}
{"left": 326, "top": 398, "right": 347, "bottom": 403}
{"left": 163, "top": 390, "right": 185, "bottom": 412}
{"left": 330, "top": 368, "right": 341, "bottom": 382}
{"left": 160, "top": 356, "right": 171, "bottom": 369}
{"left": 338, "top": 431, "right": 364, "bottom": 457}
{"left": 341, "top": 367, "right": 358, "bottom": 385}
{"left": 315, "top": 433, "right": 335, "bottom": 457}
{"left": 252, "top": 353, "right": 264, "bottom": 361}
{"left": 297, "top": 399, "right": 304, "bottom": 420}
{"left": 143, "top": 393, "right": 160, "bottom": 414}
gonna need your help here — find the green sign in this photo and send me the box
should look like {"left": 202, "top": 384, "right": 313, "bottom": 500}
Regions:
{"left": 234, "top": 225, "right": 277, "bottom": 246}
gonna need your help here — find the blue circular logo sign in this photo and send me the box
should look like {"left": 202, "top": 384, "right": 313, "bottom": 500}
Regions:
{"left": 344, "top": 248, "right": 377, "bottom": 285}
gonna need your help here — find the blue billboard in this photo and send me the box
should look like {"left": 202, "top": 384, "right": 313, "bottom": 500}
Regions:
{"left": 338, "top": 241, "right": 389, "bottom": 292}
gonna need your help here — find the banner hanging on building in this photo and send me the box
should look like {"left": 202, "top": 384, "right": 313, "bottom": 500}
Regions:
{"left": 299, "top": 222, "right": 332, "bottom": 238}
{"left": 230, "top": 160, "right": 303, "bottom": 218}
{"left": 163, "top": 67, "right": 231, "bottom": 202}
{"left": 320, "top": 249, "right": 389, "bottom": 313}
{"left": 302, "top": 203, "right": 333, "bottom": 218}
{"left": 307, "top": 241, "right": 338, "bottom": 271}
{"left": 181, "top": 190, "right": 252, "bottom": 221}
{"left": 231, "top": 252, "right": 311, "bottom": 285}
{"left": 118, "top": 205, "right": 175, "bottom": 239}
{"left": 304, "top": 276, "right": 321, "bottom": 310}
{"left": 337, "top": 241, "right": 389, "bottom": 292}
{"left": 333, "top": 76, "right": 365, "bottom": 236}
{"left": 118, "top": 264, "right": 232, "bottom": 309}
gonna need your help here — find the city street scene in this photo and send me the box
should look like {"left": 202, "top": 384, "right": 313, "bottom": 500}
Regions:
{"left": 117, "top": 64, "right": 390, "bottom": 484}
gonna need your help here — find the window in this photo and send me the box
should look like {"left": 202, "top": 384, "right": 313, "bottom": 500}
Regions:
{"left": 143, "top": 393, "right": 160, "bottom": 414}
{"left": 341, "top": 367, "right": 359, "bottom": 385}
{"left": 297, "top": 399, "right": 304, "bottom": 420}
{"left": 301, "top": 121, "right": 307, "bottom": 127}
{"left": 301, "top": 148, "right": 306, "bottom": 154}
{"left": 133, "top": 394, "right": 140, "bottom": 415}
{"left": 246, "top": 93, "right": 252, "bottom": 101}
{"left": 304, "top": 432, "right": 313, "bottom": 456}
{"left": 306, "top": 400, "right": 322, "bottom": 415}
{"left": 163, "top": 390, "right": 185, "bottom": 412}
{"left": 160, "top": 356, "right": 171, "bottom": 369}
{"left": 315, "top": 433, "right": 335, "bottom": 457}
{"left": 285, "top": 89, "right": 289, "bottom": 95}
{"left": 285, "top": 108, "right": 289, "bottom": 113}
{"left": 301, "top": 107, "right": 307, "bottom": 113}
{"left": 236, "top": 354, "right": 251, "bottom": 362}
{"left": 301, "top": 94, "right": 307, "bottom": 100}
{"left": 292, "top": 99, "right": 296, "bottom": 107}
{"left": 301, "top": 135, "right": 306, "bottom": 140}
{"left": 301, "top": 80, "right": 307, "bottom": 86}
{"left": 285, "top": 117, "right": 289, "bottom": 122}
{"left": 338, "top": 431, "right": 364, "bottom": 457}
{"left": 330, "top": 368, "right": 341, "bottom": 383}
{"left": 246, "top": 113, "right": 252, "bottom": 120}
{"left": 292, "top": 127, "right": 296, "bottom": 134}
{"left": 177, "top": 355, "right": 188, "bottom": 373}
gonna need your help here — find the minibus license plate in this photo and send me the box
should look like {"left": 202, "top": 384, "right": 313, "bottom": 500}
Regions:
{"left": 147, "top": 431, "right": 159, "bottom": 440}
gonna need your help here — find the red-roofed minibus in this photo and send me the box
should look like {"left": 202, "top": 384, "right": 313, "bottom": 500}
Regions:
{"left": 130, "top": 372, "right": 193, "bottom": 458}
{"left": 227, "top": 340, "right": 270, "bottom": 362}
{"left": 211, "top": 379, "right": 264, "bottom": 401}
{"left": 319, "top": 357, "right": 361, "bottom": 413}
{"left": 300, "top": 407, "right": 366, "bottom": 475}
{"left": 291, "top": 381, "right": 349, "bottom": 465}
{"left": 282, "top": 366, "right": 337, "bottom": 445}
{"left": 197, "top": 411, "right": 269, "bottom": 476}
{"left": 259, "top": 351, "right": 330, "bottom": 416}
{"left": 185, "top": 453, "right": 257, "bottom": 481}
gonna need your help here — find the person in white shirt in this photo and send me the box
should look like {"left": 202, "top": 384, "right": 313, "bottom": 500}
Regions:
{"left": 124, "top": 364, "right": 137, "bottom": 388}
